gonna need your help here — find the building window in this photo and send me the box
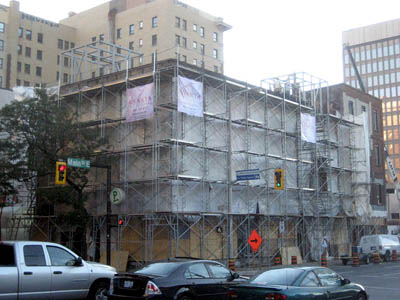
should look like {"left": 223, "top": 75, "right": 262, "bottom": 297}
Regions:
{"left": 71, "top": 42, "right": 75, "bottom": 49}
{"left": 0, "top": 58, "right": 3, "bottom": 69}
{"left": 213, "top": 48, "right": 218, "bottom": 59}
{"left": 23, "top": 81, "right": 29, "bottom": 87}
{"left": 117, "top": 47, "right": 121, "bottom": 54}
{"left": 361, "top": 105, "right": 366, "bottom": 113}
{"left": 373, "top": 110, "right": 379, "bottom": 131}
{"left": 17, "top": 45, "right": 22, "bottom": 55}
{"left": 65, "top": 41, "right": 69, "bottom": 50}
{"left": 193, "top": 58, "right": 197, "bottom": 66}
{"left": 182, "top": 37, "right": 187, "bottom": 48}
{"left": 25, "top": 47, "right": 31, "bottom": 57}
{"left": 36, "top": 66, "right": 42, "bottom": 77}
{"left": 0, "top": 40, "right": 3, "bottom": 51}
{"left": 37, "top": 32, "right": 43, "bottom": 43}
{"left": 182, "top": 19, "right": 187, "bottom": 31}
{"left": 139, "top": 56, "right": 143, "bottom": 64}
{"left": 92, "top": 36, "right": 96, "bottom": 42}
{"left": 37, "top": 50, "right": 42, "bottom": 60}
{"left": 193, "top": 24, "right": 197, "bottom": 32}
{"left": 182, "top": 55, "right": 187, "bottom": 63}
{"left": 175, "top": 35, "right": 180, "bottom": 46}
{"left": 129, "top": 41, "right": 134, "bottom": 50}
{"left": 17, "top": 61, "right": 21, "bottom": 72}
{"left": 348, "top": 101, "right": 354, "bottom": 115}
{"left": 175, "top": 17, "right": 180, "bottom": 28}
{"left": 24, "top": 63, "right": 30, "bottom": 74}
{"left": 152, "top": 16, "right": 158, "bottom": 28}
{"left": 152, "top": 34, "right": 157, "bottom": 46}
{"left": 16, "top": 79, "right": 21, "bottom": 86}
{"left": 26, "top": 30, "right": 32, "bottom": 40}
{"left": 213, "top": 32, "right": 218, "bottom": 42}
{"left": 0, "top": 22, "right": 4, "bottom": 33}
{"left": 64, "top": 57, "right": 69, "bottom": 67}
{"left": 99, "top": 34, "right": 104, "bottom": 41}
{"left": 56, "top": 71, "right": 59, "bottom": 81}
{"left": 129, "top": 24, "right": 134, "bottom": 35}
{"left": 200, "top": 26, "right": 205, "bottom": 37}
{"left": 139, "top": 39, "right": 143, "bottom": 47}
{"left": 139, "top": 21, "right": 143, "bottom": 29}
{"left": 58, "top": 39, "right": 63, "bottom": 49}
{"left": 374, "top": 145, "right": 380, "bottom": 166}
{"left": 63, "top": 73, "right": 68, "bottom": 83}
{"left": 57, "top": 55, "right": 60, "bottom": 65}
{"left": 117, "top": 28, "right": 122, "bottom": 39}
{"left": 214, "top": 65, "right": 218, "bottom": 72}
{"left": 18, "top": 27, "right": 23, "bottom": 37}
{"left": 200, "top": 44, "right": 205, "bottom": 55}
{"left": 193, "top": 41, "right": 197, "bottom": 49}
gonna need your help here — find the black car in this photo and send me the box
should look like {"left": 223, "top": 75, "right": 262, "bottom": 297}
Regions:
{"left": 107, "top": 259, "right": 245, "bottom": 299}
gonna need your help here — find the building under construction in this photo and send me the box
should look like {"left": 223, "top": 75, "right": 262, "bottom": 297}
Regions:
{"left": 3, "top": 42, "right": 386, "bottom": 269}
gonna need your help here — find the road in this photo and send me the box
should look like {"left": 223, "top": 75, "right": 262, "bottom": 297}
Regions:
{"left": 330, "top": 261, "right": 400, "bottom": 300}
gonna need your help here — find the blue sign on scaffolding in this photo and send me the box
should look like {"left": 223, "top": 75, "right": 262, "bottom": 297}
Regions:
{"left": 236, "top": 169, "right": 261, "bottom": 181}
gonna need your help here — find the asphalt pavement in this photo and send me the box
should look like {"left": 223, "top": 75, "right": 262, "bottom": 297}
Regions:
{"left": 330, "top": 262, "right": 400, "bottom": 300}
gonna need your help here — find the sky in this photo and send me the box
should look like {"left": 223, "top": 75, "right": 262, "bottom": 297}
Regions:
{"left": 3, "top": 0, "right": 400, "bottom": 86}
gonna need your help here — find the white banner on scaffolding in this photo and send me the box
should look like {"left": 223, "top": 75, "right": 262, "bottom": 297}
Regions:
{"left": 177, "top": 75, "right": 203, "bottom": 117}
{"left": 125, "top": 83, "right": 154, "bottom": 122}
{"left": 301, "top": 113, "right": 316, "bottom": 143}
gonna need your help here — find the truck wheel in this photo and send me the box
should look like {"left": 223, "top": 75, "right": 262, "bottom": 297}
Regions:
{"left": 87, "top": 281, "right": 109, "bottom": 300}
{"left": 384, "top": 251, "right": 390, "bottom": 262}
{"left": 342, "top": 259, "right": 348, "bottom": 265}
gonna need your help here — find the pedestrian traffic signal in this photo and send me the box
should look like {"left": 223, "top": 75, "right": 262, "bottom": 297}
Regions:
{"left": 274, "top": 169, "right": 284, "bottom": 190}
{"left": 55, "top": 161, "right": 67, "bottom": 185}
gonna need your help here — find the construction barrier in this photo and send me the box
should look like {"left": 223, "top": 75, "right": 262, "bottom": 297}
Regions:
{"left": 291, "top": 256, "right": 297, "bottom": 265}
{"left": 274, "top": 255, "right": 281, "bottom": 265}
{"left": 321, "top": 253, "right": 327, "bottom": 267}
{"left": 228, "top": 258, "right": 235, "bottom": 271}
{"left": 393, "top": 250, "right": 398, "bottom": 262}
{"left": 352, "top": 252, "right": 360, "bottom": 267}
{"left": 373, "top": 252, "right": 380, "bottom": 264}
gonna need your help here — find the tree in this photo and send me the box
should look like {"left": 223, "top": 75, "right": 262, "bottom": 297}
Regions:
{"left": 0, "top": 88, "right": 107, "bottom": 253}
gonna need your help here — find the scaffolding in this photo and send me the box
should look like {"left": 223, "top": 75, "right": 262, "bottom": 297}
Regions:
{"left": 5, "top": 43, "right": 386, "bottom": 269}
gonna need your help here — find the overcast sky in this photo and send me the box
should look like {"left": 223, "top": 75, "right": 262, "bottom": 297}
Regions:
{"left": 3, "top": 0, "right": 400, "bottom": 86}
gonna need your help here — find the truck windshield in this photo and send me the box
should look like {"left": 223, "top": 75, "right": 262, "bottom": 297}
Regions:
{"left": 0, "top": 245, "right": 15, "bottom": 266}
{"left": 381, "top": 236, "right": 399, "bottom": 245}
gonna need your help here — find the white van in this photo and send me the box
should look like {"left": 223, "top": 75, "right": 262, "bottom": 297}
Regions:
{"left": 359, "top": 234, "right": 400, "bottom": 261}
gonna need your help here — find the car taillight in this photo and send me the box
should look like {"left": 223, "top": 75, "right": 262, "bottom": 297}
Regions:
{"left": 227, "top": 290, "right": 238, "bottom": 298}
{"left": 265, "top": 293, "right": 287, "bottom": 300}
{"left": 379, "top": 245, "right": 383, "bottom": 250}
{"left": 144, "top": 281, "right": 162, "bottom": 296}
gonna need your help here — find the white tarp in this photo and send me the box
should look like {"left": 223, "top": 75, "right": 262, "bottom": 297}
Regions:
{"left": 177, "top": 76, "right": 203, "bottom": 117}
{"left": 125, "top": 83, "right": 154, "bottom": 122}
{"left": 301, "top": 113, "right": 316, "bottom": 143}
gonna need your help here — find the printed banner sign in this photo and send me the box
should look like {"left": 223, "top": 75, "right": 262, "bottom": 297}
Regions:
{"left": 177, "top": 76, "right": 203, "bottom": 117}
{"left": 301, "top": 113, "right": 316, "bottom": 143}
{"left": 125, "top": 83, "right": 154, "bottom": 122}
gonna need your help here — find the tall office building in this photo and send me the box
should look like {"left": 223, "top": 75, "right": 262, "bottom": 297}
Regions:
{"left": 0, "top": 0, "right": 231, "bottom": 89}
{"left": 343, "top": 19, "right": 400, "bottom": 224}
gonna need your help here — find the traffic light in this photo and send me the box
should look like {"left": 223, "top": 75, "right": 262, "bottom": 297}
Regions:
{"left": 118, "top": 217, "right": 124, "bottom": 226}
{"left": 274, "top": 169, "right": 284, "bottom": 190}
{"left": 55, "top": 161, "right": 67, "bottom": 185}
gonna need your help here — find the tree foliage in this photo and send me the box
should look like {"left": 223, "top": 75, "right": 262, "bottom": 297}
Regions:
{"left": 0, "top": 88, "right": 107, "bottom": 222}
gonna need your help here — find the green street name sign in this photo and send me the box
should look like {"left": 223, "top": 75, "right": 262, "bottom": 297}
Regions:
{"left": 67, "top": 158, "right": 90, "bottom": 169}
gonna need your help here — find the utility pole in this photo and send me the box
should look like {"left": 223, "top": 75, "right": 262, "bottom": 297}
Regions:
{"left": 92, "top": 163, "right": 112, "bottom": 266}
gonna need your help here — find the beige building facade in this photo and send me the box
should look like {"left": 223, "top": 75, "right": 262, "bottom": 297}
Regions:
{"left": 0, "top": 0, "right": 230, "bottom": 89}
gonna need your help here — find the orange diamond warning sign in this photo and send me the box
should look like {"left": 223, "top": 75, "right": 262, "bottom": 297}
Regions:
{"left": 248, "top": 229, "right": 262, "bottom": 252}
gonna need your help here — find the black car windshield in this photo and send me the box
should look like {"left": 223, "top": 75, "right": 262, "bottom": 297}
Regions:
{"left": 135, "top": 262, "right": 181, "bottom": 276}
{"left": 251, "top": 268, "right": 304, "bottom": 286}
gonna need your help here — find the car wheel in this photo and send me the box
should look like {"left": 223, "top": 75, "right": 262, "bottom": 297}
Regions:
{"left": 384, "top": 251, "right": 390, "bottom": 262}
{"left": 87, "top": 281, "right": 109, "bottom": 300}
{"left": 354, "top": 292, "right": 367, "bottom": 300}
{"left": 178, "top": 295, "right": 193, "bottom": 300}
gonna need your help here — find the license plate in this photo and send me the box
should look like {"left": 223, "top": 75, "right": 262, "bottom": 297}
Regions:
{"left": 123, "top": 280, "right": 134, "bottom": 288}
